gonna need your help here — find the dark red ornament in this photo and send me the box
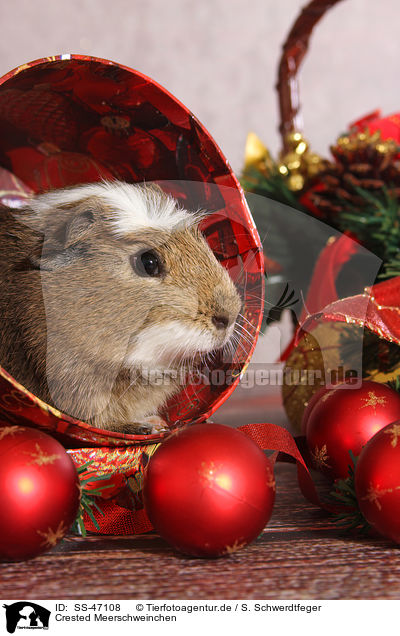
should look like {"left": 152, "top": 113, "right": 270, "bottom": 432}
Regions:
{"left": 301, "top": 376, "right": 357, "bottom": 434}
{"left": 301, "top": 385, "right": 331, "bottom": 434}
{"left": 355, "top": 421, "right": 400, "bottom": 544}
{"left": 0, "top": 425, "right": 81, "bottom": 560}
{"left": 306, "top": 381, "right": 400, "bottom": 480}
{"left": 143, "top": 423, "right": 275, "bottom": 557}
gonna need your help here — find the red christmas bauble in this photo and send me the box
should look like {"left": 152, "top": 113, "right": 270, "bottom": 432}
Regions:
{"left": 306, "top": 381, "right": 400, "bottom": 480}
{"left": 0, "top": 425, "right": 81, "bottom": 560}
{"left": 355, "top": 421, "right": 400, "bottom": 543}
{"left": 143, "top": 423, "right": 275, "bottom": 557}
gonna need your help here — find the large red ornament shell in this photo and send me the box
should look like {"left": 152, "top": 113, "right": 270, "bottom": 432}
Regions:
{"left": 355, "top": 421, "right": 400, "bottom": 544}
{"left": 0, "top": 425, "right": 80, "bottom": 560}
{"left": 306, "top": 381, "right": 400, "bottom": 480}
{"left": 143, "top": 423, "right": 275, "bottom": 557}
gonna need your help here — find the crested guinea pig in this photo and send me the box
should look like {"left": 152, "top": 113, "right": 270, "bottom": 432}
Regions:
{"left": 0, "top": 181, "right": 242, "bottom": 434}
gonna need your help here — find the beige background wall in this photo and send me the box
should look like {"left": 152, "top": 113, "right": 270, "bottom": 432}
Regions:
{"left": 0, "top": 0, "right": 398, "bottom": 174}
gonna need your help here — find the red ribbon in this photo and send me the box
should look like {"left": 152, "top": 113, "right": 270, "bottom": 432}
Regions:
{"left": 311, "top": 276, "right": 400, "bottom": 346}
{"left": 281, "top": 233, "right": 400, "bottom": 363}
{"left": 81, "top": 422, "right": 337, "bottom": 535}
{"left": 238, "top": 422, "right": 336, "bottom": 511}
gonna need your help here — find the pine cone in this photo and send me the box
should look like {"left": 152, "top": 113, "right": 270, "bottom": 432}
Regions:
{"left": 309, "top": 131, "right": 400, "bottom": 222}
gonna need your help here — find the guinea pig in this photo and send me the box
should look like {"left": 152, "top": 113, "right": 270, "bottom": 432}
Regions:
{"left": 0, "top": 180, "right": 242, "bottom": 434}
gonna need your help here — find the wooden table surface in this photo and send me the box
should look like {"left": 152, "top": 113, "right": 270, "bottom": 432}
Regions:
{"left": 1, "top": 379, "right": 400, "bottom": 601}
{"left": 1, "top": 461, "right": 400, "bottom": 601}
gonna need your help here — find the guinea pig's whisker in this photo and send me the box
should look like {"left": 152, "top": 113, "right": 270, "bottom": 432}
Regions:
{"left": 236, "top": 332, "right": 254, "bottom": 348}
{"left": 237, "top": 312, "right": 256, "bottom": 330}
{"left": 245, "top": 291, "right": 291, "bottom": 311}
{"left": 167, "top": 345, "right": 185, "bottom": 369}
{"left": 234, "top": 340, "right": 251, "bottom": 357}
{"left": 244, "top": 292, "right": 273, "bottom": 306}
{"left": 231, "top": 339, "right": 252, "bottom": 362}
{"left": 233, "top": 326, "right": 253, "bottom": 348}
{"left": 236, "top": 322, "right": 255, "bottom": 341}
{"left": 230, "top": 332, "right": 242, "bottom": 348}
{"left": 228, "top": 343, "right": 245, "bottom": 368}
{"left": 230, "top": 331, "right": 244, "bottom": 350}
{"left": 228, "top": 333, "right": 245, "bottom": 358}
{"left": 207, "top": 350, "right": 217, "bottom": 365}
{"left": 244, "top": 267, "right": 248, "bottom": 290}
{"left": 181, "top": 352, "right": 199, "bottom": 402}
{"left": 224, "top": 339, "right": 238, "bottom": 365}
{"left": 200, "top": 352, "right": 212, "bottom": 373}
{"left": 237, "top": 312, "right": 267, "bottom": 338}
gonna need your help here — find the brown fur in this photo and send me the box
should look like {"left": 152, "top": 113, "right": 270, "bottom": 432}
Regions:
{"left": 0, "top": 187, "right": 241, "bottom": 433}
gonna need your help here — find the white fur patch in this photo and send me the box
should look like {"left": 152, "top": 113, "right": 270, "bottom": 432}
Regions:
{"left": 28, "top": 180, "right": 200, "bottom": 235}
{"left": 125, "top": 320, "right": 220, "bottom": 368}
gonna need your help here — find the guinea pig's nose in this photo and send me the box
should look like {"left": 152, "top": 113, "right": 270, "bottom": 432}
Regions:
{"left": 212, "top": 314, "right": 229, "bottom": 330}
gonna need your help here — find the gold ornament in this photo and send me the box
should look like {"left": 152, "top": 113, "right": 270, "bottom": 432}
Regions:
{"left": 283, "top": 326, "right": 337, "bottom": 431}
{"left": 278, "top": 132, "right": 327, "bottom": 191}
{"left": 243, "top": 132, "right": 274, "bottom": 175}
{"left": 243, "top": 130, "right": 326, "bottom": 192}
{"left": 282, "top": 323, "right": 350, "bottom": 431}
{"left": 335, "top": 129, "right": 398, "bottom": 156}
{"left": 244, "top": 128, "right": 397, "bottom": 198}
{"left": 282, "top": 320, "right": 400, "bottom": 432}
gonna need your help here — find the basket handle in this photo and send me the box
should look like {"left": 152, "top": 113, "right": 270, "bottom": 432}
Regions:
{"left": 277, "top": 0, "right": 346, "bottom": 153}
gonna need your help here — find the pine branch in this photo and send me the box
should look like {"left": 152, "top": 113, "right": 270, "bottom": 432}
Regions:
{"left": 329, "top": 452, "right": 371, "bottom": 535}
{"left": 336, "top": 187, "right": 400, "bottom": 280}
{"left": 241, "top": 167, "right": 307, "bottom": 213}
{"left": 72, "top": 461, "right": 115, "bottom": 537}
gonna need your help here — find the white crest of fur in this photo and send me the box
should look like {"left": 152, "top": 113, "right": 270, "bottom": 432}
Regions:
{"left": 27, "top": 180, "right": 200, "bottom": 235}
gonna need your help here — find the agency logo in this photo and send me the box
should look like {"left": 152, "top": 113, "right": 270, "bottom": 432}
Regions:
{"left": 2, "top": 602, "right": 50, "bottom": 633}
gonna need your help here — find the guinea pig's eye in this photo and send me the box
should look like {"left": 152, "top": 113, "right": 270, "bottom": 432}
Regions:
{"left": 130, "top": 250, "right": 163, "bottom": 277}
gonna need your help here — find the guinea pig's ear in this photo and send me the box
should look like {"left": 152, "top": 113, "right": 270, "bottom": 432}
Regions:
{"left": 62, "top": 209, "right": 95, "bottom": 248}
{"left": 38, "top": 208, "right": 97, "bottom": 270}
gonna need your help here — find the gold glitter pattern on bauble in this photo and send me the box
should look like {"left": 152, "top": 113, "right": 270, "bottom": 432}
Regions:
{"left": 384, "top": 424, "right": 400, "bottom": 448}
{"left": 27, "top": 443, "right": 60, "bottom": 466}
{"left": 362, "top": 484, "right": 400, "bottom": 511}
{"left": 266, "top": 471, "right": 276, "bottom": 492}
{"left": 222, "top": 539, "right": 247, "bottom": 555}
{"left": 360, "top": 392, "right": 387, "bottom": 412}
{"left": 0, "top": 425, "right": 25, "bottom": 439}
{"left": 311, "top": 445, "right": 330, "bottom": 469}
{"left": 37, "top": 520, "right": 68, "bottom": 547}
